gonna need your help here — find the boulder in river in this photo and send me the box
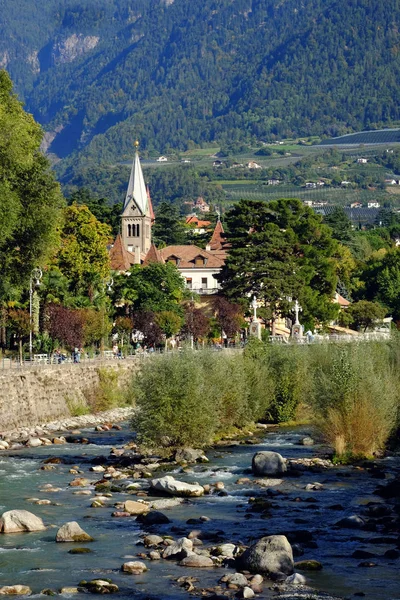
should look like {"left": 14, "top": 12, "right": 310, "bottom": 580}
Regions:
{"left": 301, "top": 437, "right": 314, "bottom": 446}
{"left": 144, "top": 534, "right": 164, "bottom": 547}
{"left": 238, "top": 535, "right": 294, "bottom": 580}
{"left": 179, "top": 554, "right": 214, "bottom": 568}
{"left": 295, "top": 560, "right": 323, "bottom": 571}
{"left": 56, "top": 522, "right": 93, "bottom": 542}
{"left": 136, "top": 511, "right": 171, "bottom": 525}
{"left": 121, "top": 561, "right": 148, "bottom": 574}
{"left": 251, "top": 452, "right": 287, "bottom": 477}
{"left": 174, "top": 448, "right": 208, "bottom": 464}
{"left": 286, "top": 572, "right": 307, "bottom": 584}
{"left": 150, "top": 475, "right": 204, "bottom": 497}
{"left": 162, "top": 537, "right": 193, "bottom": 560}
{"left": 0, "top": 586, "right": 32, "bottom": 595}
{"left": 78, "top": 580, "right": 118, "bottom": 594}
{"left": 124, "top": 500, "right": 149, "bottom": 515}
{"left": 0, "top": 510, "right": 46, "bottom": 533}
{"left": 335, "top": 515, "right": 366, "bottom": 529}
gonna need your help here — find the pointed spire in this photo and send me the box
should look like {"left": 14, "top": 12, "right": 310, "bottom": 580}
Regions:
{"left": 109, "top": 233, "right": 137, "bottom": 271}
{"left": 143, "top": 243, "right": 164, "bottom": 266}
{"left": 209, "top": 219, "right": 225, "bottom": 250}
{"left": 122, "top": 141, "right": 148, "bottom": 215}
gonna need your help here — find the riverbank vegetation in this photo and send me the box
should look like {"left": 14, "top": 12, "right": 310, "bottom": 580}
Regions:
{"left": 131, "top": 339, "right": 400, "bottom": 460}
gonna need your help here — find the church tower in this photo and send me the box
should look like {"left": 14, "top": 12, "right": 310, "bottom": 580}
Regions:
{"left": 121, "top": 142, "right": 152, "bottom": 263}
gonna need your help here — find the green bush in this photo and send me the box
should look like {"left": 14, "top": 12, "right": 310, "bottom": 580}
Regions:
{"left": 309, "top": 341, "right": 399, "bottom": 458}
{"left": 84, "top": 367, "right": 131, "bottom": 413}
{"left": 132, "top": 350, "right": 218, "bottom": 448}
{"left": 243, "top": 340, "right": 309, "bottom": 423}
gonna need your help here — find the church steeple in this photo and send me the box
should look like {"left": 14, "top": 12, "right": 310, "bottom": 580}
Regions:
{"left": 121, "top": 142, "right": 152, "bottom": 262}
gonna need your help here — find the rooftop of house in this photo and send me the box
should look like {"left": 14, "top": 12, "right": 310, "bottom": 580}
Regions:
{"left": 334, "top": 293, "right": 351, "bottom": 307}
{"left": 160, "top": 245, "right": 225, "bottom": 269}
{"left": 185, "top": 215, "right": 212, "bottom": 228}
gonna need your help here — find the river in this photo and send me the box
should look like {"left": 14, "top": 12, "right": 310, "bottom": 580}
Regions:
{"left": 0, "top": 424, "right": 399, "bottom": 599}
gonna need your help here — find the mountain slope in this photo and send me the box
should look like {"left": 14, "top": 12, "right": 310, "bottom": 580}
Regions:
{"left": 2, "top": 0, "right": 400, "bottom": 181}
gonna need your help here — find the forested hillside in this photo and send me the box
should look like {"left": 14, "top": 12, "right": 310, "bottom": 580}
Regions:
{"left": 2, "top": 0, "right": 400, "bottom": 183}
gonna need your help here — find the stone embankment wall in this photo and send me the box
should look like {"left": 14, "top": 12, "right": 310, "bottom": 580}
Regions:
{"left": 0, "top": 360, "right": 140, "bottom": 433}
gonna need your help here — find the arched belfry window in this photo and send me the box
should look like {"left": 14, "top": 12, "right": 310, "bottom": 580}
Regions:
{"left": 127, "top": 224, "right": 132, "bottom": 237}
{"left": 136, "top": 224, "right": 140, "bottom": 237}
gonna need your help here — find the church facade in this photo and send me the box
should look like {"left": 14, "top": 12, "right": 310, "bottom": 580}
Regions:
{"left": 110, "top": 145, "right": 227, "bottom": 296}
{"left": 120, "top": 143, "right": 154, "bottom": 263}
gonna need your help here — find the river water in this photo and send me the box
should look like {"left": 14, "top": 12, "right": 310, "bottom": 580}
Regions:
{"left": 0, "top": 425, "right": 399, "bottom": 599}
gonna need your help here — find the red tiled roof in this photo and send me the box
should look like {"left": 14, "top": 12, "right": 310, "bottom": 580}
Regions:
{"left": 143, "top": 243, "right": 165, "bottom": 265}
{"left": 160, "top": 245, "right": 225, "bottom": 269}
{"left": 334, "top": 293, "right": 351, "bottom": 307}
{"left": 209, "top": 220, "right": 226, "bottom": 250}
{"left": 186, "top": 216, "right": 212, "bottom": 228}
{"left": 109, "top": 234, "right": 137, "bottom": 271}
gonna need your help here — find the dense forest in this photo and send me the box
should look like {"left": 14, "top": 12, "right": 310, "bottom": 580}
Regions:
{"left": 1, "top": 0, "right": 400, "bottom": 186}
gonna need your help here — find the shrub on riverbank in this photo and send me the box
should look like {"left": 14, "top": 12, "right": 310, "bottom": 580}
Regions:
{"left": 130, "top": 339, "right": 400, "bottom": 456}
{"left": 309, "top": 341, "right": 399, "bottom": 459}
{"left": 243, "top": 339, "right": 310, "bottom": 423}
{"left": 131, "top": 349, "right": 271, "bottom": 448}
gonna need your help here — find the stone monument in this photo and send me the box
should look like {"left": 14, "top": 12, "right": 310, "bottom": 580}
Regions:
{"left": 291, "top": 299, "right": 304, "bottom": 339}
{"left": 249, "top": 296, "right": 262, "bottom": 340}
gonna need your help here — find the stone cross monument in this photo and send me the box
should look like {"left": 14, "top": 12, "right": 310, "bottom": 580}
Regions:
{"left": 291, "top": 299, "right": 304, "bottom": 339}
{"left": 249, "top": 295, "right": 262, "bottom": 340}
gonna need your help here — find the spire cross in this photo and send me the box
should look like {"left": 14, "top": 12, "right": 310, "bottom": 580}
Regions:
{"left": 293, "top": 299, "right": 302, "bottom": 325}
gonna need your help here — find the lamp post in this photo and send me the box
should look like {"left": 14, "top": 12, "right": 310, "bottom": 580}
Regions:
{"left": 29, "top": 268, "right": 42, "bottom": 361}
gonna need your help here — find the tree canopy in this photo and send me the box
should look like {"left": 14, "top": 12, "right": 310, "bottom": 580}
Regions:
{"left": 220, "top": 199, "right": 338, "bottom": 328}
{"left": 0, "top": 70, "right": 64, "bottom": 305}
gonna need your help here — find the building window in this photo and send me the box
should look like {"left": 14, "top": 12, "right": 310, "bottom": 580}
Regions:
{"left": 201, "top": 277, "right": 208, "bottom": 289}
{"left": 136, "top": 224, "right": 140, "bottom": 237}
{"left": 195, "top": 256, "right": 205, "bottom": 267}
{"left": 127, "top": 224, "right": 131, "bottom": 237}
{"left": 186, "top": 278, "right": 192, "bottom": 289}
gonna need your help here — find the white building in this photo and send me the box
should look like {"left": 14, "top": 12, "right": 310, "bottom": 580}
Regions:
{"left": 159, "top": 245, "right": 224, "bottom": 294}
{"left": 368, "top": 201, "right": 380, "bottom": 208}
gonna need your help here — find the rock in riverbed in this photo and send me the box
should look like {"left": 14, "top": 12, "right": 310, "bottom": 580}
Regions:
{"left": 121, "top": 561, "right": 148, "bottom": 574}
{"left": 162, "top": 537, "right": 193, "bottom": 560}
{"left": 0, "top": 510, "right": 46, "bottom": 533}
{"left": 0, "top": 586, "right": 32, "bottom": 595}
{"left": 238, "top": 535, "right": 294, "bottom": 580}
{"left": 174, "top": 448, "right": 208, "bottom": 464}
{"left": 180, "top": 554, "right": 214, "bottom": 568}
{"left": 251, "top": 452, "right": 287, "bottom": 477}
{"left": 56, "top": 522, "right": 93, "bottom": 542}
{"left": 78, "top": 580, "right": 118, "bottom": 594}
{"left": 150, "top": 475, "right": 204, "bottom": 497}
{"left": 124, "top": 500, "right": 149, "bottom": 515}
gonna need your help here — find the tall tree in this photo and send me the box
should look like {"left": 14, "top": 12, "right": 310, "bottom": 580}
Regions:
{"left": 357, "top": 248, "right": 400, "bottom": 320}
{"left": 152, "top": 202, "right": 187, "bottom": 247}
{"left": 324, "top": 207, "right": 354, "bottom": 245}
{"left": 0, "top": 71, "right": 64, "bottom": 304}
{"left": 220, "top": 199, "right": 338, "bottom": 329}
{"left": 114, "top": 261, "right": 187, "bottom": 317}
{"left": 56, "top": 203, "right": 111, "bottom": 302}
{"left": 68, "top": 188, "right": 122, "bottom": 236}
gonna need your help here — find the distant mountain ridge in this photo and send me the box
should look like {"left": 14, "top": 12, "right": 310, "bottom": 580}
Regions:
{"left": 1, "top": 0, "right": 400, "bottom": 181}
